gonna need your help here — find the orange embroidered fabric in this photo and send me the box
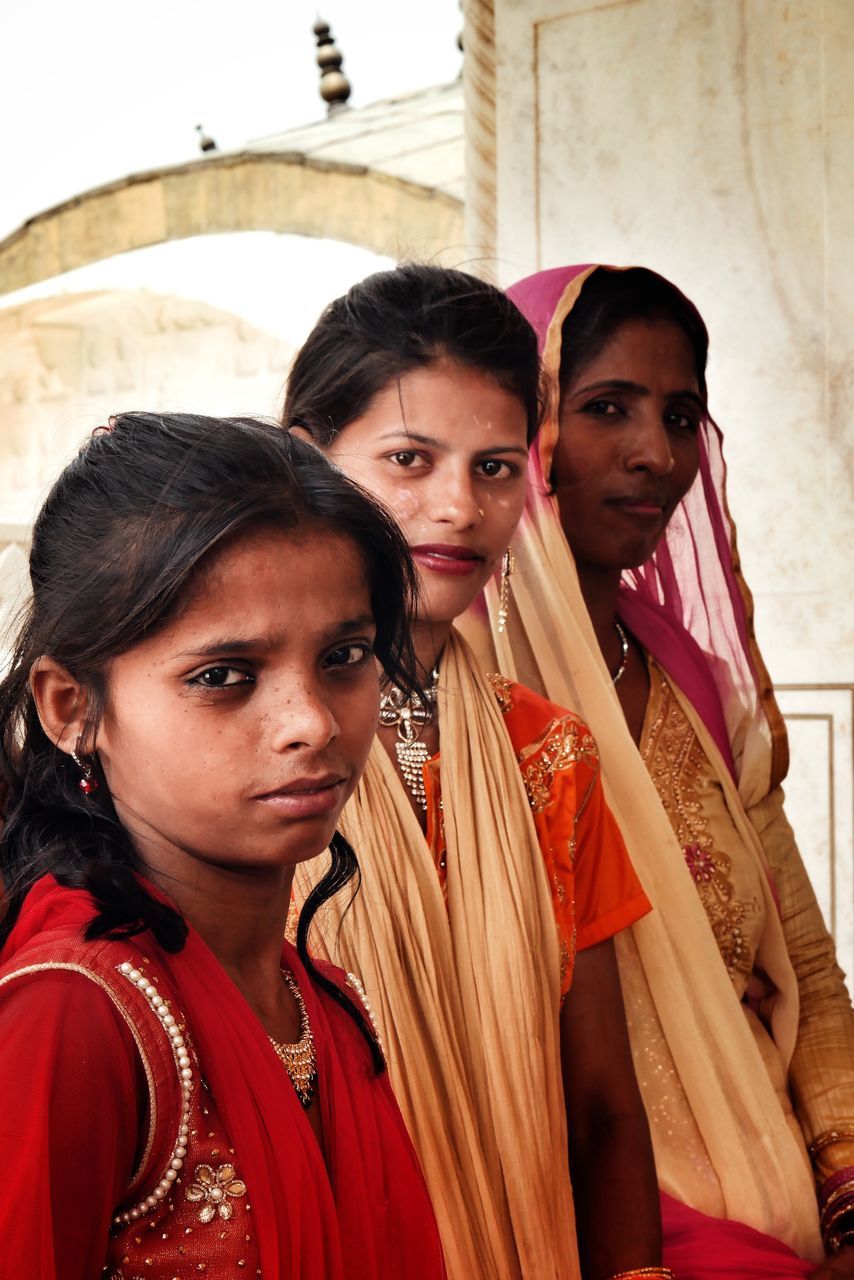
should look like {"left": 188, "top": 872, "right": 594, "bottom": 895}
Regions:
{"left": 424, "top": 676, "right": 650, "bottom": 996}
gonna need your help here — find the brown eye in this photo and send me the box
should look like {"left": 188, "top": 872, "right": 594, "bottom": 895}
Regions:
{"left": 191, "top": 666, "right": 252, "bottom": 688}
{"left": 665, "top": 409, "right": 700, "bottom": 433}
{"left": 478, "top": 459, "right": 512, "bottom": 478}
{"left": 324, "top": 643, "right": 374, "bottom": 669}
{"left": 582, "top": 398, "right": 621, "bottom": 417}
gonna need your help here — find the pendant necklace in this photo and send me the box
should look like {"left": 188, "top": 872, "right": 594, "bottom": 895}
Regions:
{"left": 611, "top": 619, "right": 630, "bottom": 685}
{"left": 379, "top": 663, "right": 440, "bottom": 811}
{"left": 268, "top": 969, "right": 317, "bottom": 1109}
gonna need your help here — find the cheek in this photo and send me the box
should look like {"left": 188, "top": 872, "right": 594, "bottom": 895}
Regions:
{"left": 98, "top": 679, "right": 220, "bottom": 797}
{"left": 671, "top": 442, "right": 701, "bottom": 504}
{"left": 487, "top": 486, "right": 527, "bottom": 551}
{"left": 340, "top": 458, "right": 423, "bottom": 527}
{"left": 339, "top": 684, "right": 380, "bottom": 765}
{"left": 552, "top": 425, "right": 609, "bottom": 492}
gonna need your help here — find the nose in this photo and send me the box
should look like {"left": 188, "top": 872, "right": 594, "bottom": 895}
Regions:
{"left": 429, "top": 465, "right": 481, "bottom": 530}
{"left": 625, "top": 406, "right": 674, "bottom": 477}
{"left": 270, "top": 679, "right": 341, "bottom": 752}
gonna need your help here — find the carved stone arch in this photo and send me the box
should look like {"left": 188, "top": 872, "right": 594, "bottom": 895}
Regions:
{"left": 0, "top": 152, "right": 465, "bottom": 298}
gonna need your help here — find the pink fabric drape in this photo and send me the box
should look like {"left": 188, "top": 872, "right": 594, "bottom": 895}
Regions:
{"left": 508, "top": 264, "right": 786, "bottom": 805}
{"left": 661, "top": 1194, "right": 813, "bottom": 1279}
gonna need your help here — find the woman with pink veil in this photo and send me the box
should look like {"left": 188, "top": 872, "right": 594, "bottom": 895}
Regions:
{"left": 463, "top": 264, "right": 854, "bottom": 1279}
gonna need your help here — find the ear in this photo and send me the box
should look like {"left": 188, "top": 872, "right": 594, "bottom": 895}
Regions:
{"left": 290, "top": 425, "right": 324, "bottom": 450}
{"left": 30, "top": 657, "right": 92, "bottom": 755}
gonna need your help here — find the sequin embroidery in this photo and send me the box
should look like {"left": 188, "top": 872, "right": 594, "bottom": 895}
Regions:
{"left": 641, "top": 670, "right": 757, "bottom": 982}
{"left": 185, "top": 1163, "right": 247, "bottom": 1224}
{"left": 517, "top": 714, "right": 599, "bottom": 815}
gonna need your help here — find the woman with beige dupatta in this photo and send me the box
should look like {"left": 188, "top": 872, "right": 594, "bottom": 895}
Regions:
{"left": 281, "top": 264, "right": 668, "bottom": 1280}
{"left": 465, "top": 263, "right": 854, "bottom": 1278}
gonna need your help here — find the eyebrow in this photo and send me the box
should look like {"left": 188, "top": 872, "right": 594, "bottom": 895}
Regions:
{"left": 572, "top": 379, "right": 705, "bottom": 409}
{"left": 378, "top": 430, "right": 528, "bottom": 458}
{"left": 172, "top": 614, "right": 376, "bottom": 661}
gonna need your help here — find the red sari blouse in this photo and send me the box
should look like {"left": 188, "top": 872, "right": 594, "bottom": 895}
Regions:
{"left": 0, "top": 877, "right": 445, "bottom": 1280}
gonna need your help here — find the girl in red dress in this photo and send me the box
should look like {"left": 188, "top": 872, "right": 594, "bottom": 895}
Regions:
{"left": 0, "top": 413, "right": 445, "bottom": 1280}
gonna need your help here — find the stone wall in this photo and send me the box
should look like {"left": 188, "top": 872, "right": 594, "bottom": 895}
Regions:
{"left": 486, "top": 0, "right": 854, "bottom": 966}
{"left": 0, "top": 290, "right": 294, "bottom": 651}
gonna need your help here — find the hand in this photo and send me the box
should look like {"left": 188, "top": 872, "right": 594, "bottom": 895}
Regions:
{"left": 810, "top": 1246, "right": 854, "bottom": 1278}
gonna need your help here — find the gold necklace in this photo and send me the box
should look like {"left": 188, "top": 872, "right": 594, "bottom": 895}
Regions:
{"left": 379, "top": 664, "right": 440, "bottom": 811}
{"left": 268, "top": 969, "right": 317, "bottom": 1109}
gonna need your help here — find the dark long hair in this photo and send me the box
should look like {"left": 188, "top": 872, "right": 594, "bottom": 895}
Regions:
{"left": 560, "top": 266, "right": 710, "bottom": 400}
{"left": 0, "top": 413, "right": 419, "bottom": 1070}
{"left": 282, "top": 262, "right": 542, "bottom": 443}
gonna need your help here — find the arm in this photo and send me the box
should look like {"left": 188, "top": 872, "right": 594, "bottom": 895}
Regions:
{"left": 561, "top": 937, "right": 662, "bottom": 1279}
{"left": 0, "top": 969, "right": 141, "bottom": 1279}
{"left": 751, "top": 787, "right": 854, "bottom": 1253}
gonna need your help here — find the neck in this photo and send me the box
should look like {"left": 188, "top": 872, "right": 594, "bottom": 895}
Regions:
{"left": 142, "top": 854, "right": 294, "bottom": 994}
{"left": 410, "top": 619, "right": 452, "bottom": 681}
{"left": 575, "top": 561, "right": 624, "bottom": 658}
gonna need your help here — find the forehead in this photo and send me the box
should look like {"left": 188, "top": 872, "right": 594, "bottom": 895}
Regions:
{"left": 343, "top": 358, "right": 528, "bottom": 446}
{"left": 568, "top": 317, "right": 699, "bottom": 389}
{"left": 161, "top": 527, "right": 372, "bottom": 646}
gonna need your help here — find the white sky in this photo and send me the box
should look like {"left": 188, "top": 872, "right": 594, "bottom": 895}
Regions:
{"left": 0, "top": 0, "right": 463, "bottom": 240}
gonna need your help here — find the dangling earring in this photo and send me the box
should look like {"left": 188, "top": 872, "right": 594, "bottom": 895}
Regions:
{"left": 497, "top": 549, "right": 515, "bottom": 634}
{"left": 71, "top": 750, "right": 99, "bottom": 795}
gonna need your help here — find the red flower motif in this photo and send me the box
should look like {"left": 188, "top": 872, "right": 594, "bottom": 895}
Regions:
{"left": 684, "top": 843, "right": 715, "bottom": 882}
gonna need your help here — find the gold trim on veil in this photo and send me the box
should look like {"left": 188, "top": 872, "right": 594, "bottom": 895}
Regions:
{"left": 294, "top": 630, "right": 579, "bottom": 1280}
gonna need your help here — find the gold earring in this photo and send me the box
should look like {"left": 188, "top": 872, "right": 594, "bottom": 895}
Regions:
{"left": 497, "top": 549, "right": 515, "bottom": 633}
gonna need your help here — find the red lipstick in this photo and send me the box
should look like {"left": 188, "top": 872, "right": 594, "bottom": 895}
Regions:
{"left": 410, "top": 543, "right": 484, "bottom": 577}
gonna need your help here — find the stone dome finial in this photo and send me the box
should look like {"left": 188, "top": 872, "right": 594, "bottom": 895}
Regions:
{"left": 313, "top": 17, "right": 351, "bottom": 114}
{"left": 195, "top": 124, "right": 217, "bottom": 153}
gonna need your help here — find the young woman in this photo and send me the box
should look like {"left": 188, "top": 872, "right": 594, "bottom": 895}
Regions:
{"left": 0, "top": 413, "right": 445, "bottom": 1279}
{"left": 468, "top": 263, "right": 854, "bottom": 1279}
{"left": 282, "top": 264, "right": 667, "bottom": 1280}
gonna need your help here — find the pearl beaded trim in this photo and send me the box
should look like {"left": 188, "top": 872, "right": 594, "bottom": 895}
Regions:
{"left": 112, "top": 961, "right": 193, "bottom": 1227}
{"left": 345, "top": 972, "right": 385, "bottom": 1058}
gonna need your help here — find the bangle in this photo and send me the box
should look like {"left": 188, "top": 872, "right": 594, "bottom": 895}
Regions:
{"left": 822, "top": 1204, "right": 854, "bottom": 1253}
{"left": 809, "top": 1130, "right": 854, "bottom": 1159}
{"left": 607, "top": 1271, "right": 676, "bottom": 1279}
{"left": 820, "top": 1168, "right": 854, "bottom": 1209}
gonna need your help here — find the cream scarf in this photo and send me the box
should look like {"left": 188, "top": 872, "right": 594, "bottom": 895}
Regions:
{"left": 294, "top": 629, "right": 579, "bottom": 1279}
{"left": 459, "top": 492, "right": 823, "bottom": 1262}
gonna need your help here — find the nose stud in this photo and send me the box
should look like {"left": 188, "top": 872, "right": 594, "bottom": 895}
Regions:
{"left": 477, "top": 507, "right": 485, "bottom": 519}
{"left": 664, "top": 456, "right": 676, "bottom": 475}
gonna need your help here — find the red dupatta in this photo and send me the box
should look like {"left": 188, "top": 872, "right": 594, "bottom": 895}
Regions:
{"left": 0, "top": 875, "right": 445, "bottom": 1280}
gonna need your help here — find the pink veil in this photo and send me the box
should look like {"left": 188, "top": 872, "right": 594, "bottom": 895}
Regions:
{"left": 508, "top": 264, "right": 788, "bottom": 808}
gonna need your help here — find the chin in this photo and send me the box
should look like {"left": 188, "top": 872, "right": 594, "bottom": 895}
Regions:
{"left": 605, "top": 532, "right": 663, "bottom": 571}
{"left": 420, "top": 582, "right": 490, "bottom": 627}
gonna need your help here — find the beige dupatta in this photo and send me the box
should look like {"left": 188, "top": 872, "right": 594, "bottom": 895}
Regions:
{"left": 294, "top": 629, "right": 579, "bottom": 1279}
{"left": 459, "top": 348, "right": 823, "bottom": 1257}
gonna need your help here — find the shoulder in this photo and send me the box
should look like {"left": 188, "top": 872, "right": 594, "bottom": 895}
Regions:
{"left": 486, "top": 674, "right": 601, "bottom": 820}
{"left": 0, "top": 947, "right": 138, "bottom": 1053}
{"left": 301, "top": 955, "right": 386, "bottom": 1062}
{"left": 487, "top": 673, "right": 600, "bottom": 767}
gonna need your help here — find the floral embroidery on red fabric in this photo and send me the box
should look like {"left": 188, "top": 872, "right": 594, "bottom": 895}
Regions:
{"left": 185, "top": 1163, "right": 247, "bottom": 1223}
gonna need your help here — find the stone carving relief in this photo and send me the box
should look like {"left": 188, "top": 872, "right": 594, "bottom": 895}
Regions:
{"left": 0, "top": 290, "right": 294, "bottom": 528}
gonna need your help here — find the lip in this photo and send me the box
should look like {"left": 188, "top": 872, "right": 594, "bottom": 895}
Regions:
{"left": 255, "top": 775, "right": 346, "bottom": 819}
{"left": 411, "top": 543, "right": 485, "bottom": 577}
{"left": 606, "top": 496, "right": 667, "bottom": 519}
